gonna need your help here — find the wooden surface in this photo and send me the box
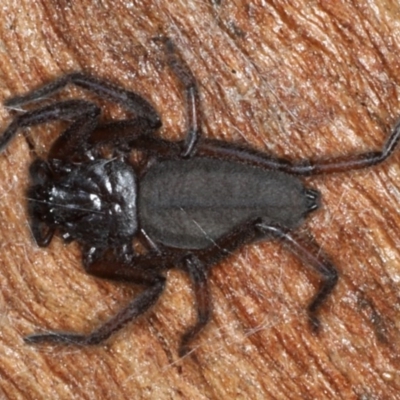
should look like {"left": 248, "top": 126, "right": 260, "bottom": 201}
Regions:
{"left": 0, "top": 1, "right": 400, "bottom": 399}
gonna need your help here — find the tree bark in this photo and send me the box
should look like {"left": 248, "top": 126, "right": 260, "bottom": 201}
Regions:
{"left": 0, "top": 0, "right": 399, "bottom": 399}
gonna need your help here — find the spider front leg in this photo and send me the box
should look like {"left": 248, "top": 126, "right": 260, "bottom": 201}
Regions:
{"left": 24, "top": 250, "right": 168, "bottom": 346}
{"left": 0, "top": 101, "right": 161, "bottom": 161}
{"left": 0, "top": 100, "right": 100, "bottom": 153}
{"left": 1, "top": 72, "right": 162, "bottom": 156}
{"left": 5, "top": 72, "right": 161, "bottom": 128}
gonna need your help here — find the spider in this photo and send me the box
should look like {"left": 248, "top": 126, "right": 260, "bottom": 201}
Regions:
{"left": 1, "top": 39, "right": 399, "bottom": 356}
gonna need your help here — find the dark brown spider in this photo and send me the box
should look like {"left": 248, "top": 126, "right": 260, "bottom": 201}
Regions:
{"left": 1, "top": 39, "right": 399, "bottom": 356}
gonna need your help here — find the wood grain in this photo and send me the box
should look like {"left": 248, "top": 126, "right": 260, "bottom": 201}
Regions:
{"left": 0, "top": 1, "right": 400, "bottom": 399}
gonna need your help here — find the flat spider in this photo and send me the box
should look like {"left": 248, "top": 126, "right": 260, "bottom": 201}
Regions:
{"left": 1, "top": 39, "right": 399, "bottom": 356}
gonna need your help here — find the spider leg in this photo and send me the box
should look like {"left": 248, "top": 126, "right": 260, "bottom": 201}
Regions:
{"left": 0, "top": 100, "right": 100, "bottom": 152}
{"left": 179, "top": 254, "right": 211, "bottom": 357}
{"left": 161, "top": 38, "right": 202, "bottom": 157}
{"left": 176, "top": 218, "right": 337, "bottom": 354}
{"left": 24, "top": 250, "right": 169, "bottom": 346}
{"left": 196, "top": 117, "right": 400, "bottom": 176}
{"left": 56, "top": 40, "right": 202, "bottom": 157}
{"left": 1, "top": 71, "right": 163, "bottom": 155}
{"left": 5, "top": 72, "right": 161, "bottom": 128}
{"left": 255, "top": 220, "right": 338, "bottom": 329}
{"left": 86, "top": 118, "right": 168, "bottom": 157}
{"left": 171, "top": 220, "right": 275, "bottom": 355}
{"left": 24, "top": 274, "right": 166, "bottom": 346}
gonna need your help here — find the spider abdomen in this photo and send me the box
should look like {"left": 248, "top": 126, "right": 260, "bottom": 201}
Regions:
{"left": 139, "top": 157, "right": 313, "bottom": 249}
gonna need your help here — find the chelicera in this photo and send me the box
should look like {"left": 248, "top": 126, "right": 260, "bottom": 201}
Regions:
{"left": 1, "top": 39, "right": 399, "bottom": 356}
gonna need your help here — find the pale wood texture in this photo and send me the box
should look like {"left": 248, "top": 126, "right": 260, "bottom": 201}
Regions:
{"left": 0, "top": 1, "right": 400, "bottom": 399}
